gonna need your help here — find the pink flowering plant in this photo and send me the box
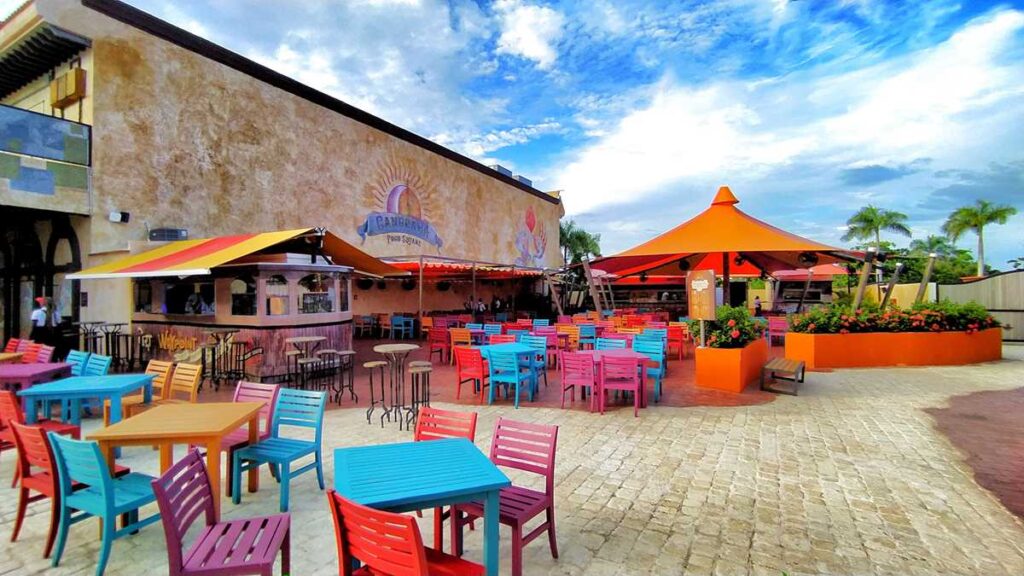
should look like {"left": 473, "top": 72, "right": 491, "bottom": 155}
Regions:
{"left": 789, "top": 301, "right": 999, "bottom": 335}
{"left": 688, "top": 305, "right": 765, "bottom": 349}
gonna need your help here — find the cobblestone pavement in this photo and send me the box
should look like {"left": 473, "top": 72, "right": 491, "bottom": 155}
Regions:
{"left": 2, "top": 348, "right": 1023, "bottom": 575}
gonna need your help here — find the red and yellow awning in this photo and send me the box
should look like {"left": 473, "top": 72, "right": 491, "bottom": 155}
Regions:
{"left": 69, "top": 228, "right": 405, "bottom": 279}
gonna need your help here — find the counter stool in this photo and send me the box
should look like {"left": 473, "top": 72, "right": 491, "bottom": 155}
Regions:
{"left": 284, "top": 349, "right": 303, "bottom": 384}
{"left": 297, "top": 356, "right": 321, "bottom": 390}
{"left": 200, "top": 343, "right": 219, "bottom": 391}
{"left": 333, "top": 350, "right": 357, "bottom": 404}
{"left": 363, "top": 360, "right": 388, "bottom": 426}
{"left": 407, "top": 365, "right": 432, "bottom": 429}
{"left": 224, "top": 340, "right": 251, "bottom": 381}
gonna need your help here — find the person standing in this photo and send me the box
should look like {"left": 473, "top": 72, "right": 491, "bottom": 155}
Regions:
{"left": 754, "top": 295, "right": 763, "bottom": 316}
{"left": 29, "top": 297, "right": 48, "bottom": 341}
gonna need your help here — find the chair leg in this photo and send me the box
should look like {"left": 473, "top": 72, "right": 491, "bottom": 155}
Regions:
{"left": 51, "top": 507, "right": 71, "bottom": 567}
{"left": 511, "top": 524, "right": 524, "bottom": 576}
{"left": 231, "top": 454, "right": 243, "bottom": 505}
{"left": 546, "top": 507, "right": 559, "bottom": 558}
{"left": 280, "top": 464, "right": 291, "bottom": 512}
{"left": 11, "top": 487, "right": 28, "bottom": 542}
{"left": 315, "top": 451, "right": 325, "bottom": 490}
{"left": 281, "top": 526, "right": 291, "bottom": 574}
{"left": 44, "top": 496, "right": 59, "bottom": 558}
{"left": 96, "top": 516, "right": 115, "bottom": 576}
{"left": 433, "top": 506, "right": 444, "bottom": 550}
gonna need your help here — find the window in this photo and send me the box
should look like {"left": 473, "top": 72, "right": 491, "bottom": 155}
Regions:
{"left": 164, "top": 280, "right": 214, "bottom": 315}
{"left": 230, "top": 275, "right": 257, "bottom": 316}
{"left": 133, "top": 280, "right": 154, "bottom": 313}
{"left": 266, "top": 275, "right": 289, "bottom": 316}
{"left": 298, "top": 273, "right": 335, "bottom": 314}
{"left": 338, "top": 274, "right": 350, "bottom": 312}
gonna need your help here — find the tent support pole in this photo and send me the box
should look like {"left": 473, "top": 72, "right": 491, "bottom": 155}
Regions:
{"left": 581, "top": 259, "right": 604, "bottom": 317}
{"left": 915, "top": 254, "right": 936, "bottom": 304}
{"left": 796, "top": 270, "right": 812, "bottom": 313}
{"left": 880, "top": 263, "right": 904, "bottom": 308}
{"left": 722, "top": 253, "right": 731, "bottom": 307}
{"left": 417, "top": 254, "right": 424, "bottom": 320}
{"left": 853, "top": 248, "right": 876, "bottom": 310}
{"left": 471, "top": 263, "right": 476, "bottom": 318}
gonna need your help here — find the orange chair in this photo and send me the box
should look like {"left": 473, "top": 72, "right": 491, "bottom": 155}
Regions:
{"left": 327, "top": 489, "right": 484, "bottom": 576}
{"left": 3, "top": 338, "right": 20, "bottom": 353}
{"left": 104, "top": 359, "right": 174, "bottom": 425}
{"left": 448, "top": 328, "right": 472, "bottom": 365}
{"left": 454, "top": 347, "right": 489, "bottom": 403}
{"left": 128, "top": 362, "right": 201, "bottom": 417}
{"left": 20, "top": 342, "right": 42, "bottom": 363}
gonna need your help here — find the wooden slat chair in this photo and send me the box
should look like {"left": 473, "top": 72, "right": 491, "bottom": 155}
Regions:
{"left": 231, "top": 389, "right": 326, "bottom": 512}
{"left": 448, "top": 328, "right": 472, "bottom": 365}
{"left": 65, "top": 350, "right": 90, "bottom": 376}
{"left": 488, "top": 334, "right": 516, "bottom": 345}
{"left": 420, "top": 315, "right": 434, "bottom": 339}
{"left": 519, "top": 335, "right": 549, "bottom": 389}
{"left": 328, "top": 489, "right": 484, "bottom": 576}
{"left": 131, "top": 363, "right": 201, "bottom": 416}
{"left": 3, "top": 338, "right": 20, "bottom": 353}
{"left": 1, "top": 390, "right": 80, "bottom": 488}
{"left": 632, "top": 338, "right": 666, "bottom": 403}
{"left": 35, "top": 345, "right": 56, "bottom": 363}
{"left": 49, "top": 435, "right": 161, "bottom": 576}
{"left": 577, "top": 324, "right": 597, "bottom": 350}
{"left": 427, "top": 328, "right": 451, "bottom": 364}
{"left": 451, "top": 418, "right": 559, "bottom": 576}
{"left": 20, "top": 342, "right": 43, "bottom": 363}
{"left": 483, "top": 323, "right": 503, "bottom": 337}
{"left": 413, "top": 406, "right": 479, "bottom": 551}
{"left": 152, "top": 449, "right": 291, "bottom": 576}
{"left": 486, "top": 349, "right": 536, "bottom": 408}
{"left": 767, "top": 316, "right": 789, "bottom": 346}
{"left": 454, "top": 347, "right": 490, "bottom": 403}
{"left": 599, "top": 355, "right": 642, "bottom": 417}
{"left": 559, "top": 351, "right": 597, "bottom": 411}
{"left": 666, "top": 326, "right": 686, "bottom": 360}
{"left": 105, "top": 360, "right": 174, "bottom": 425}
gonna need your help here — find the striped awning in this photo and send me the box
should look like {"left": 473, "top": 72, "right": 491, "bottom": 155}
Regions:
{"left": 69, "top": 228, "right": 405, "bottom": 279}
{"left": 388, "top": 260, "right": 545, "bottom": 279}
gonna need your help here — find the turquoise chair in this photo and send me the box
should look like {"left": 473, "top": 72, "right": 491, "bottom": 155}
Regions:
{"left": 532, "top": 319, "right": 549, "bottom": 327}
{"left": 507, "top": 329, "right": 529, "bottom": 341}
{"left": 642, "top": 328, "right": 668, "bottom": 343}
{"left": 632, "top": 339, "right": 666, "bottom": 402}
{"left": 232, "top": 388, "right": 326, "bottom": 512}
{"left": 483, "top": 323, "right": 502, "bottom": 336}
{"left": 519, "top": 335, "right": 549, "bottom": 388}
{"left": 65, "top": 349, "right": 90, "bottom": 376}
{"left": 486, "top": 349, "right": 536, "bottom": 408}
{"left": 49, "top": 434, "right": 160, "bottom": 576}
{"left": 595, "top": 338, "right": 626, "bottom": 350}
{"left": 466, "top": 323, "right": 483, "bottom": 331}
{"left": 64, "top": 353, "right": 112, "bottom": 420}
{"left": 578, "top": 324, "right": 597, "bottom": 349}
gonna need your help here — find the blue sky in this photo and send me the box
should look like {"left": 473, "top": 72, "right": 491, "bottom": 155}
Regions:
{"left": 6, "top": 0, "right": 1021, "bottom": 267}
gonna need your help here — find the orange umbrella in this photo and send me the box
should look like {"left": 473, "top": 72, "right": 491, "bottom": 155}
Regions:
{"left": 591, "top": 186, "right": 856, "bottom": 281}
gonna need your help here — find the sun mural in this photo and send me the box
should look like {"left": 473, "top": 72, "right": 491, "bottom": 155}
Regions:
{"left": 357, "top": 155, "right": 443, "bottom": 251}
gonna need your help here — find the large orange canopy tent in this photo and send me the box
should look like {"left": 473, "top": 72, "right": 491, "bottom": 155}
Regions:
{"left": 590, "top": 186, "right": 857, "bottom": 282}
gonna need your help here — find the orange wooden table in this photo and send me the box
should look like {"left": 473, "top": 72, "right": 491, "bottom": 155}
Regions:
{"left": 0, "top": 352, "right": 23, "bottom": 364}
{"left": 88, "top": 402, "right": 263, "bottom": 516}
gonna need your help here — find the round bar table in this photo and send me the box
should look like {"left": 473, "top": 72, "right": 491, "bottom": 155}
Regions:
{"left": 372, "top": 343, "right": 419, "bottom": 430}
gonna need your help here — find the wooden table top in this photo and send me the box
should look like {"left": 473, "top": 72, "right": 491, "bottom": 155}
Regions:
{"left": 285, "top": 336, "right": 327, "bottom": 344}
{"left": 373, "top": 343, "right": 420, "bottom": 354}
{"left": 88, "top": 402, "right": 263, "bottom": 441}
{"left": 0, "top": 352, "right": 24, "bottom": 363}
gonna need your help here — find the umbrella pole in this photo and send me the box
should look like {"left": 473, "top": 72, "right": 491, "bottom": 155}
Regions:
{"left": 853, "top": 248, "right": 876, "bottom": 310}
{"left": 915, "top": 254, "right": 936, "bottom": 304}
{"left": 722, "top": 253, "right": 731, "bottom": 307}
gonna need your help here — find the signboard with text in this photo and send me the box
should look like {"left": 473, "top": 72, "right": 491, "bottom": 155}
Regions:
{"left": 687, "top": 270, "right": 717, "bottom": 320}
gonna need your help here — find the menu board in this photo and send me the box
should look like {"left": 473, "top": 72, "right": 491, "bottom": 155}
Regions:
{"left": 687, "top": 270, "right": 717, "bottom": 320}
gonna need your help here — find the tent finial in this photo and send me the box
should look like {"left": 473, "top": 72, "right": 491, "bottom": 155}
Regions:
{"left": 712, "top": 186, "right": 739, "bottom": 206}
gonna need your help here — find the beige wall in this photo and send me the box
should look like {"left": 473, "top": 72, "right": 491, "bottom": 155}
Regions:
{"left": 353, "top": 280, "right": 514, "bottom": 316}
{"left": 35, "top": 0, "right": 562, "bottom": 272}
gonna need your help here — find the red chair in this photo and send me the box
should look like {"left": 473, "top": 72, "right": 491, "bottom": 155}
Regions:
{"left": 152, "top": 449, "right": 291, "bottom": 576}
{"left": 0, "top": 390, "right": 80, "bottom": 487}
{"left": 598, "top": 355, "right": 642, "bottom": 417}
{"left": 20, "top": 342, "right": 42, "bottom": 363}
{"left": 559, "top": 351, "right": 597, "bottom": 411}
{"left": 3, "top": 338, "right": 19, "bottom": 353}
{"left": 666, "top": 326, "right": 686, "bottom": 361}
{"left": 451, "top": 418, "right": 559, "bottom": 576}
{"left": 454, "top": 347, "right": 489, "bottom": 403}
{"left": 488, "top": 334, "right": 516, "bottom": 344}
{"left": 9, "top": 423, "right": 129, "bottom": 558}
{"left": 414, "top": 406, "right": 478, "bottom": 550}
{"left": 328, "top": 489, "right": 484, "bottom": 576}
{"left": 427, "top": 327, "right": 451, "bottom": 364}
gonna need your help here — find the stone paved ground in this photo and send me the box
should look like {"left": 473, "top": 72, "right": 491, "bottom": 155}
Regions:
{"left": 2, "top": 348, "right": 1023, "bottom": 575}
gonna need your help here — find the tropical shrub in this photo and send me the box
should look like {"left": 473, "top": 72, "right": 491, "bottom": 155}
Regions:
{"left": 688, "top": 305, "right": 765, "bottom": 348}
{"left": 789, "top": 300, "right": 999, "bottom": 334}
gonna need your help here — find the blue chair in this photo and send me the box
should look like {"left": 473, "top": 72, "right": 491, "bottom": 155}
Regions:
{"left": 466, "top": 323, "right": 483, "bottom": 331}
{"left": 578, "top": 324, "right": 597, "bottom": 349}
{"left": 595, "top": 338, "right": 627, "bottom": 350}
{"left": 49, "top": 434, "right": 160, "bottom": 576}
{"left": 632, "top": 339, "right": 666, "bottom": 402}
{"left": 642, "top": 328, "right": 668, "bottom": 343}
{"left": 519, "top": 335, "right": 549, "bottom": 388}
{"left": 532, "top": 319, "right": 549, "bottom": 327}
{"left": 483, "top": 323, "right": 502, "bottom": 337}
{"left": 64, "top": 353, "right": 112, "bottom": 419}
{"left": 65, "top": 349, "right": 91, "bottom": 376}
{"left": 232, "top": 388, "right": 327, "bottom": 512}
{"left": 601, "top": 310, "right": 615, "bottom": 318}
{"left": 507, "top": 329, "right": 529, "bottom": 341}
{"left": 495, "top": 312, "right": 508, "bottom": 322}
{"left": 390, "top": 316, "right": 414, "bottom": 340}
{"left": 486, "top": 350, "right": 536, "bottom": 408}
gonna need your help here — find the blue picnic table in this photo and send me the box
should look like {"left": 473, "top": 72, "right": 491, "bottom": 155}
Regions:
{"left": 18, "top": 373, "right": 154, "bottom": 426}
{"left": 334, "top": 438, "right": 510, "bottom": 576}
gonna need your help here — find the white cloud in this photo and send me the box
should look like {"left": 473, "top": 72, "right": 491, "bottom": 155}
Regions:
{"left": 455, "top": 121, "right": 563, "bottom": 157}
{"left": 493, "top": 0, "right": 565, "bottom": 69}
{"left": 556, "top": 9, "right": 1024, "bottom": 216}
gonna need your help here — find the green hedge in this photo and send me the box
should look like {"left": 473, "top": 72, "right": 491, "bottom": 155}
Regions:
{"left": 789, "top": 301, "right": 999, "bottom": 334}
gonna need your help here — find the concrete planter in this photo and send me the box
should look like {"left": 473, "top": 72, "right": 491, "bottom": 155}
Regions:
{"left": 784, "top": 328, "right": 1002, "bottom": 370}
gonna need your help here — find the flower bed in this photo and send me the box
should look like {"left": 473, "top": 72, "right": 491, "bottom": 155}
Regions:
{"left": 691, "top": 306, "right": 768, "bottom": 392}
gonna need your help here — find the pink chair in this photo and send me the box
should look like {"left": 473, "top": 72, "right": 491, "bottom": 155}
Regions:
{"left": 767, "top": 316, "right": 788, "bottom": 346}
{"left": 599, "top": 355, "right": 642, "bottom": 417}
{"left": 152, "top": 449, "right": 290, "bottom": 576}
{"left": 35, "top": 345, "right": 55, "bottom": 364}
{"left": 451, "top": 418, "right": 558, "bottom": 576}
{"left": 559, "top": 351, "right": 597, "bottom": 411}
{"left": 3, "top": 338, "right": 19, "bottom": 353}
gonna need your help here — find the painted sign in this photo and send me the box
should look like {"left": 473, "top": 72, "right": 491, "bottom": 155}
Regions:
{"left": 357, "top": 157, "right": 443, "bottom": 250}
{"left": 687, "top": 270, "right": 717, "bottom": 320}
{"left": 514, "top": 206, "right": 547, "bottom": 267}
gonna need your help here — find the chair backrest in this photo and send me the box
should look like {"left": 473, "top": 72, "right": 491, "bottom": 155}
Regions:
{"left": 233, "top": 381, "right": 280, "bottom": 435}
{"left": 15, "top": 339, "right": 33, "bottom": 352}
{"left": 35, "top": 344, "right": 56, "bottom": 363}
{"left": 601, "top": 355, "right": 640, "bottom": 381}
{"left": 532, "top": 319, "right": 549, "bottom": 327}
{"left": 454, "top": 347, "right": 485, "bottom": 375}
{"left": 151, "top": 449, "right": 217, "bottom": 572}
{"left": 520, "top": 335, "right": 547, "bottom": 355}
{"left": 557, "top": 315, "right": 572, "bottom": 324}
{"left": 667, "top": 326, "right": 684, "bottom": 341}
{"left": 507, "top": 329, "right": 528, "bottom": 340}
{"left": 483, "top": 323, "right": 502, "bottom": 335}
{"left": 465, "top": 323, "right": 482, "bottom": 331}
{"left": 428, "top": 327, "right": 448, "bottom": 345}
{"left": 533, "top": 326, "right": 555, "bottom": 335}
{"left": 489, "top": 418, "right": 558, "bottom": 495}
{"left": 3, "top": 338, "right": 19, "bottom": 353}
{"left": 420, "top": 316, "right": 433, "bottom": 330}
{"left": 166, "top": 362, "right": 202, "bottom": 402}
{"left": 632, "top": 339, "right": 665, "bottom": 368}
{"left": 20, "top": 342, "right": 43, "bottom": 363}
{"left": 768, "top": 316, "right": 788, "bottom": 332}
{"left": 449, "top": 328, "right": 472, "bottom": 346}
{"left": 66, "top": 349, "right": 90, "bottom": 376}
{"left": 144, "top": 359, "right": 175, "bottom": 399}
{"left": 487, "top": 349, "right": 521, "bottom": 376}
{"left": 595, "top": 338, "right": 626, "bottom": 350}
{"left": 49, "top": 434, "right": 112, "bottom": 503}
{"left": 488, "top": 334, "right": 516, "bottom": 344}
{"left": 327, "top": 489, "right": 429, "bottom": 576}
{"left": 414, "top": 406, "right": 477, "bottom": 442}
{"left": 10, "top": 422, "right": 58, "bottom": 489}
{"left": 272, "top": 388, "right": 326, "bottom": 445}
{"left": 560, "top": 351, "right": 595, "bottom": 384}
{"left": 0, "top": 390, "right": 26, "bottom": 427}
{"left": 578, "top": 324, "right": 597, "bottom": 338}
{"left": 642, "top": 328, "right": 667, "bottom": 340}
{"left": 83, "top": 353, "right": 112, "bottom": 376}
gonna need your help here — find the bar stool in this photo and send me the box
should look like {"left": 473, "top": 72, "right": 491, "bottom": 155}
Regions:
{"left": 284, "top": 349, "right": 303, "bottom": 384}
{"left": 407, "top": 364, "right": 432, "bottom": 429}
{"left": 200, "top": 342, "right": 219, "bottom": 391}
{"left": 333, "top": 350, "right": 357, "bottom": 404}
{"left": 363, "top": 360, "right": 388, "bottom": 426}
{"left": 297, "top": 356, "right": 321, "bottom": 389}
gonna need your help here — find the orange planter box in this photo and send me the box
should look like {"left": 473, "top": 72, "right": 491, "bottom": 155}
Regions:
{"left": 695, "top": 337, "right": 768, "bottom": 393}
{"left": 785, "top": 328, "right": 1002, "bottom": 370}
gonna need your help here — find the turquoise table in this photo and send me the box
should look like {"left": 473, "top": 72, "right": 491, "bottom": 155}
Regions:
{"left": 334, "top": 438, "right": 510, "bottom": 575}
{"left": 18, "top": 373, "right": 154, "bottom": 426}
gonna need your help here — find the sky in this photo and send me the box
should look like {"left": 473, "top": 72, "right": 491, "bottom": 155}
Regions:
{"left": 4, "top": 0, "right": 1021, "bottom": 266}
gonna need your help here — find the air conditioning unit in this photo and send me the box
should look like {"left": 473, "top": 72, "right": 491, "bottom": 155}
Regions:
{"left": 514, "top": 175, "right": 533, "bottom": 187}
{"left": 149, "top": 228, "right": 189, "bottom": 242}
{"left": 49, "top": 68, "right": 86, "bottom": 109}
{"left": 488, "top": 164, "right": 513, "bottom": 177}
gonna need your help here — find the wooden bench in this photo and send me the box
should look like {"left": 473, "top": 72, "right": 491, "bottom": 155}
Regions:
{"left": 761, "top": 357, "right": 805, "bottom": 396}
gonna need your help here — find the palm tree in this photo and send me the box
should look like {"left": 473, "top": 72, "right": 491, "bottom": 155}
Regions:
{"left": 559, "top": 219, "right": 601, "bottom": 266}
{"left": 841, "top": 205, "right": 912, "bottom": 249}
{"left": 942, "top": 200, "right": 1018, "bottom": 277}
{"left": 908, "top": 235, "right": 956, "bottom": 257}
